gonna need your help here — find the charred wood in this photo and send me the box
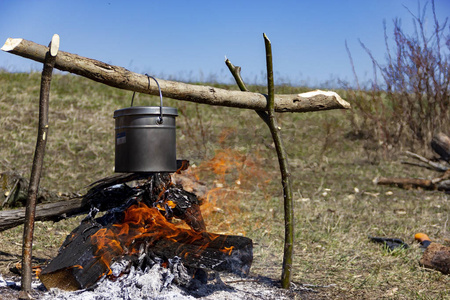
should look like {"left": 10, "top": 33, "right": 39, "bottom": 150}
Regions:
{"left": 150, "top": 233, "right": 252, "bottom": 275}
{"left": 38, "top": 219, "right": 110, "bottom": 291}
{"left": 0, "top": 169, "right": 206, "bottom": 232}
{"left": 83, "top": 172, "right": 206, "bottom": 231}
{"left": 39, "top": 202, "right": 252, "bottom": 291}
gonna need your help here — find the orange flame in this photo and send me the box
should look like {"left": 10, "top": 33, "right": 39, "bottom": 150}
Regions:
{"left": 90, "top": 202, "right": 225, "bottom": 276}
{"left": 193, "top": 148, "right": 269, "bottom": 234}
{"left": 220, "top": 246, "right": 234, "bottom": 256}
{"left": 87, "top": 148, "right": 264, "bottom": 276}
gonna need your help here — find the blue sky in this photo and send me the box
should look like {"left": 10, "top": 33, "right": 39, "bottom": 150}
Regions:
{"left": 1, "top": 0, "right": 449, "bottom": 87}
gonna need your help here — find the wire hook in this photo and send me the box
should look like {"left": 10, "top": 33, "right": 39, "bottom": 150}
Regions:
{"left": 129, "top": 74, "right": 164, "bottom": 124}
{"left": 145, "top": 73, "right": 164, "bottom": 124}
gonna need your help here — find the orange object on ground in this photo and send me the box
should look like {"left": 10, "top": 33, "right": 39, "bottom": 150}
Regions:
{"left": 414, "top": 233, "right": 432, "bottom": 248}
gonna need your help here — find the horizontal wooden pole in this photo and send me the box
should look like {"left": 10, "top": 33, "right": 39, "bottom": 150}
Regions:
{"left": 2, "top": 37, "right": 350, "bottom": 113}
{"left": 0, "top": 198, "right": 84, "bottom": 232}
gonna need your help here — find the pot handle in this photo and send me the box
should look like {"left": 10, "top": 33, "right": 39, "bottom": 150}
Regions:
{"left": 130, "top": 74, "right": 164, "bottom": 124}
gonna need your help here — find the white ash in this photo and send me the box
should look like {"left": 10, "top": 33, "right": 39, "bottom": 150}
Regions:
{"left": 0, "top": 273, "right": 42, "bottom": 290}
{"left": 41, "top": 263, "right": 195, "bottom": 300}
{"left": 0, "top": 255, "right": 306, "bottom": 300}
{"left": 36, "top": 258, "right": 304, "bottom": 300}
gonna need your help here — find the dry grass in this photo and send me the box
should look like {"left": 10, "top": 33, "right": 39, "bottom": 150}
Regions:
{"left": 0, "top": 72, "right": 449, "bottom": 299}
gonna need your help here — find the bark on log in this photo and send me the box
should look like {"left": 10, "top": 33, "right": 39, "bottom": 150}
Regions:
{"left": 420, "top": 242, "right": 450, "bottom": 275}
{"left": 375, "top": 176, "right": 450, "bottom": 191}
{"left": 39, "top": 207, "right": 253, "bottom": 291}
{"left": 0, "top": 169, "right": 206, "bottom": 232}
{"left": 1, "top": 38, "right": 350, "bottom": 113}
{"left": 431, "top": 132, "right": 450, "bottom": 163}
{"left": 0, "top": 198, "right": 84, "bottom": 232}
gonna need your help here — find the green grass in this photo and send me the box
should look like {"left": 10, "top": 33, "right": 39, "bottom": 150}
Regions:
{"left": 0, "top": 71, "right": 449, "bottom": 299}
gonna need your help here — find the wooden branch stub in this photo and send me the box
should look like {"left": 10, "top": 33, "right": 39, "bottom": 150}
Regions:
{"left": 2, "top": 37, "right": 350, "bottom": 113}
{"left": 49, "top": 34, "right": 60, "bottom": 57}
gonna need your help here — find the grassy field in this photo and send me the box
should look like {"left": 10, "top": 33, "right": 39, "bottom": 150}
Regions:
{"left": 0, "top": 71, "right": 449, "bottom": 299}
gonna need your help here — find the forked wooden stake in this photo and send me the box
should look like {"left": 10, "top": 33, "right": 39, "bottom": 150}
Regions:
{"left": 226, "top": 33, "right": 294, "bottom": 289}
{"left": 263, "top": 33, "right": 294, "bottom": 289}
{"left": 19, "top": 34, "right": 59, "bottom": 299}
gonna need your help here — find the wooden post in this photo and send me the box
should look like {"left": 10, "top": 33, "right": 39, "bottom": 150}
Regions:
{"left": 19, "top": 34, "right": 59, "bottom": 299}
{"left": 226, "top": 34, "right": 294, "bottom": 289}
{"left": 263, "top": 33, "right": 294, "bottom": 289}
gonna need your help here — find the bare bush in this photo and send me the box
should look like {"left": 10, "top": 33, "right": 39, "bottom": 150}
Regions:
{"left": 343, "top": 0, "right": 449, "bottom": 155}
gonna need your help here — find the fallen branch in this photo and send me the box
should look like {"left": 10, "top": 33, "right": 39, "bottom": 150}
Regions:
{"left": 0, "top": 198, "right": 84, "bottom": 232}
{"left": 403, "top": 151, "right": 449, "bottom": 172}
{"left": 1, "top": 37, "right": 350, "bottom": 113}
{"left": 378, "top": 133, "right": 450, "bottom": 193}
{"left": 375, "top": 177, "right": 450, "bottom": 191}
{"left": 1, "top": 171, "right": 73, "bottom": 209}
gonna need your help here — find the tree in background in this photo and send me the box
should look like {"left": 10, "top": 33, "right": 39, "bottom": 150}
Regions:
{"left": 343, "top": 0, "right": 449, "bottom": 156}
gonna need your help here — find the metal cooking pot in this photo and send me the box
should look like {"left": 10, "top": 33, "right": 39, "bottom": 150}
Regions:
{"left": 114, "top": 76, "right": 178, "bottom": 173}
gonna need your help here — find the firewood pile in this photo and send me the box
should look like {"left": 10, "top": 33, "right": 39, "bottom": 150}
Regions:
{"left": 36, "top": 171, "right": 253, "bottom": 291}
{"left": 375, "top": 132, "right": 450, "bottom": 193}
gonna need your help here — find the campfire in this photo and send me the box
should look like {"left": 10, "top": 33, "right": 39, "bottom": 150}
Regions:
{"left": 38, "top": 168, "right": 253, "bottom": 291}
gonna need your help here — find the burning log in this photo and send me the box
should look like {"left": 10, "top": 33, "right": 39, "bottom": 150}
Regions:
{"left": 39, "top": 202, "right": 252, "bottom": 291}
{"left": 82, "top": 172, "right": 207, "bottom": 232}
{"left": 38, "top": 219, "right": 111, "bottom": 291}
{"left": 0, "top": 161, "right": 207, "bottom": 232}
{"left": 37, "top": 173, "right": 252, "bottom": 291}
